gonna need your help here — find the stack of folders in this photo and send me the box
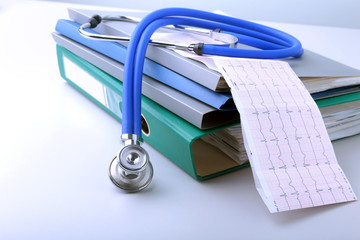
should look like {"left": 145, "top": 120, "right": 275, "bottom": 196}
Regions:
{"left": 52, "top": 8, "right": 360, "bottom": 180}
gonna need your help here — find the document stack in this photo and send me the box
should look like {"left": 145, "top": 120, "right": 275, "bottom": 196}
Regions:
{"left": 52, "top": 8, "right": 360, "bottom": 180}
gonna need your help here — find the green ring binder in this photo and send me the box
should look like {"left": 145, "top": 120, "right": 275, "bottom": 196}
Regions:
{"left": 56, "top": 45, "right": 249, "bottom": 180}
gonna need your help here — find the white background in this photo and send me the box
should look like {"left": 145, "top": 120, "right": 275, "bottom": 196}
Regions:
{"left": 1, "top": 0, "right": 359, "bottom": 28}
{"left": 0, "top": 1, "right": 359, "bottom": 240}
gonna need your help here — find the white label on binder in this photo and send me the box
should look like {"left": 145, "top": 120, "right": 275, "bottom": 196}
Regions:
{"left": 214, "top": 57, "right": 357, "bottom": 212}
{"left": 64, "top": 56, "right": 108, "bottom": 107}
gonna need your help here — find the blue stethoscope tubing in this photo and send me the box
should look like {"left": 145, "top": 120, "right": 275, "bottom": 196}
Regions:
{"left": 122, "top": 8, "right": 304, "bottom": 136}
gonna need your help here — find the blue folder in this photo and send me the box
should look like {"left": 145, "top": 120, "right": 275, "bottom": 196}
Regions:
{"left": 55, "top": 19, "right": 235, "bottom": 110}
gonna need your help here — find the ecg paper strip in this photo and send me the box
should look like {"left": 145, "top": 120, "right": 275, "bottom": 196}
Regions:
{"left": 214, "top": 58, "right": 357, "bottom": 212}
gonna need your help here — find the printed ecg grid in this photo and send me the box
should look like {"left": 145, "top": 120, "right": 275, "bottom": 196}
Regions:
{"left": 214, "top": 58, "right": 356, "bottom": 212}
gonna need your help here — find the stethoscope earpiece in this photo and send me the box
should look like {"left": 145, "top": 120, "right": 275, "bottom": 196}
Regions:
{"left": 108, "top": 135, "right": 153, "bottom": 192}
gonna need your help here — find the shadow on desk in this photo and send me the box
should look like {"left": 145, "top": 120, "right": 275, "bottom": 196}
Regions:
{"left": 201, "top": 164, "right": 353, "bottom": 224}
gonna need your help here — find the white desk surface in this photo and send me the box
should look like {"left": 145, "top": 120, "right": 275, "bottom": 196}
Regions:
{"left": 0, "top": 2, "right": 359, "bottom": 239}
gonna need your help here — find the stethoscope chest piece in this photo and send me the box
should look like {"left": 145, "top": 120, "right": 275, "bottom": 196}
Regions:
{"left": 109, "top": 142, "right": 153, "bottom": 192}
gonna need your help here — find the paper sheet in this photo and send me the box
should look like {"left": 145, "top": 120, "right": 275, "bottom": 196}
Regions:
{"left": 214, "top": 57, "right": 357, "bottom": 212}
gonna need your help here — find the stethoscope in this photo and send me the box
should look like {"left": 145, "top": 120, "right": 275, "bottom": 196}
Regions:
{"left": 79, "top": 8, "right": 304, "bottom": 192}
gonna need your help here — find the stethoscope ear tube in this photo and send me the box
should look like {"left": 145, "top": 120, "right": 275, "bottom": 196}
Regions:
{"left": 79, "top": 15, "right": 239, "bottom": 53}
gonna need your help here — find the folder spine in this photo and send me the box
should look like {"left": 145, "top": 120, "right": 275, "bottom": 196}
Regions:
{"left": 51, "top": 32, "right": 240, "bottom": 130}
{"left": 55, "top": 19, "right": 235, "bottom": 111}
